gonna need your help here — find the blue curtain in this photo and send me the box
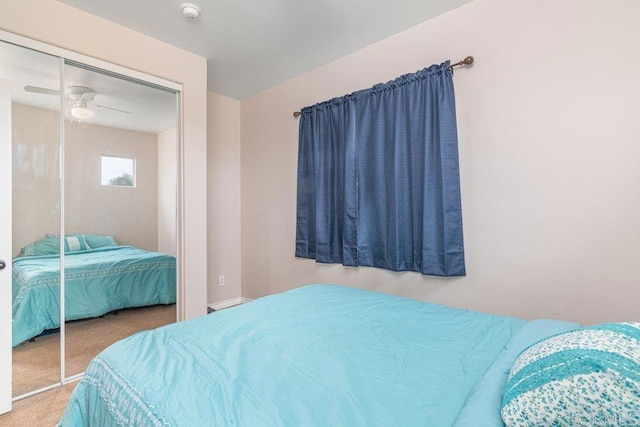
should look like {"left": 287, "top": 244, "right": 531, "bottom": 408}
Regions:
{"left": 295, "top": 61, "right": 465, "bottom": 276}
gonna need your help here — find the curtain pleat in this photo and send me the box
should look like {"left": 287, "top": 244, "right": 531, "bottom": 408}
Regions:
{"left": 295, "top": 61, "right": 465, "bottom": 276}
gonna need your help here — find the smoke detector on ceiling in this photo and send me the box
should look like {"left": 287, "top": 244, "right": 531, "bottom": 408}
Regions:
{"left": 181, "top": 3, "right": 201, "bottom": 19}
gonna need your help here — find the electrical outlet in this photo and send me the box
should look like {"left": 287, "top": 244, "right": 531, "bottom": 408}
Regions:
{"left": 218, "top": 275, "right": 225, "bottom": 286}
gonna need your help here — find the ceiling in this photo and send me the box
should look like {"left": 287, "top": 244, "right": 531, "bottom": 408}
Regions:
{"left": 57, "top": 0, "right": 474, "bottom": 100}
{"left": 0, "top": 40, "right": 177, "bottom": 134}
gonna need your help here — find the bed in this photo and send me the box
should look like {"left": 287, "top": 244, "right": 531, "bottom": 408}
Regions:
{"left": 59, "top": 284, "right": 640, "bottom": 426}
{"left": 12, "top": 235, "right": 176, "bottom": 347}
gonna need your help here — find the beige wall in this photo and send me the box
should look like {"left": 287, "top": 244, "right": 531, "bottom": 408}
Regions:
{"left": 13, "top": 103, "right": 160, "bottom": 254}
{"left": 65, "top": 119, "right": 159, "bottom": 251}
{"left": 240, "top": 0, "right": 640, "bottom": 324}
{"left": 11, "top": 104, "right": 60, "bottom": 256}
{"left": 0, "top": 0, "right": 208, "bottom": 319}
{"left": 207, "top": 92, "right": 242, "bottom": 303}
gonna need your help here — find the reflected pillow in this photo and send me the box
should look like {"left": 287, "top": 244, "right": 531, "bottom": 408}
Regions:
{"left": 19, "top": 238, "right": 60, "bottom": 257}
{"left": 19, "top": 235, "right": 90, "bottom": 257}
{"left": 44, "top": 233, "right": 118, "bottom": 248}
{"left": 501, "top": 322, "right": 640, "bottom": 426}
{"left": 64, "top": 235, "right": 89, "bottom": 252}
{"left": 83, "top": 234, "right": 118, "bottom": 248}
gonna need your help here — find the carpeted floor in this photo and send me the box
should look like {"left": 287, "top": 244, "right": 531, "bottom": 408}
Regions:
{"left": 0, "top": 382, "right": 76, "bottom": 427}
{"left": 8, "top": 304, "right": 176, "bottom": 423}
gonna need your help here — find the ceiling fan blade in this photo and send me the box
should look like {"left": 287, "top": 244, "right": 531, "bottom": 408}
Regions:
{"left": 24, "top": 85, "right": 60, "bottom": 96}
{"left": 92, "top": 104, "right": 131, "bottom": 114}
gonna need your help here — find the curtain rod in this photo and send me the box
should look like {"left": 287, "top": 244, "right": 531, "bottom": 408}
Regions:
{"left": 292, "top": 56, "right": 474, "bottom": 118}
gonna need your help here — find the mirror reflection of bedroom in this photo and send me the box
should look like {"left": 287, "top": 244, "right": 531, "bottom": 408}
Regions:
{"left": 5, "top": 41, "right": 179, "bottom": 398}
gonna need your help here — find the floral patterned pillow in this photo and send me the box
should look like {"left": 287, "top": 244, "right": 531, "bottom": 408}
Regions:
{"left": 501, "top": 323, "right": 640, "bottom": 426}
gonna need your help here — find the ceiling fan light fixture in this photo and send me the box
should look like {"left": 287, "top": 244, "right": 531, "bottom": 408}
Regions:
{"left": 71, "top": 106, "right": 94, "bottom": 121}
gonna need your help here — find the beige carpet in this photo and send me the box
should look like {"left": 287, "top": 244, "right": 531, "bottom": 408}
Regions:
{"left": 0, "top": 382, "right": 76, "bottom": 427}
{"left": 12, "top": 304, "right": 176, "bottom": 397}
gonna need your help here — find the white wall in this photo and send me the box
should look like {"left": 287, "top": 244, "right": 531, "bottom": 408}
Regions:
{"left": 0, "top": 0, "right": 208, "bottom": 319}
{"left": 158, "top": 127, "right": 177, "bottom": 256}
{"left": 208, "top": 92, "right": 242, "bottom": 303}
{"left": 240, "top": 0, "right": 640, "bottom": 324}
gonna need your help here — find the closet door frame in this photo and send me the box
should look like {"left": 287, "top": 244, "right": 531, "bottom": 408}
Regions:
{"left": 0, "top": 29, "right": 184, "bottom": 405}
{"left": 0, "top": 79, "right": 12, "bottom": 415}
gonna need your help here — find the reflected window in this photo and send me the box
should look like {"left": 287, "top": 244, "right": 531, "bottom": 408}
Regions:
{"left": 101, "top": 155, "right": 135, "bottom": 187}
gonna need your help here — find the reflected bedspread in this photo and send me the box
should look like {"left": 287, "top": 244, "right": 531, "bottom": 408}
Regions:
{"left": 12, "top": 246, "right": 176, "bottom": 347}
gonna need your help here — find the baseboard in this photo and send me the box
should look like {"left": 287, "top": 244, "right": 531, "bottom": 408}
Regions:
{"left": 208, "top": 297, "right": 252, "bottom": 312}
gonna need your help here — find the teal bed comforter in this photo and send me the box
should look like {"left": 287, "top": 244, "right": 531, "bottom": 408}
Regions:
{"left": 60, "top": 284, "right": 578, "bottom": 426}
{"left": 12, "top": 246, "right": 176, "bottom": 347}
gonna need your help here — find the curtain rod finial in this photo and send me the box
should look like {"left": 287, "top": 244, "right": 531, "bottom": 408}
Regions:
{"left": 293, "top": 111, "right": 301, "bottom": 118}
{"left": 463, "top": 56, "right": 474, "bottom": 66}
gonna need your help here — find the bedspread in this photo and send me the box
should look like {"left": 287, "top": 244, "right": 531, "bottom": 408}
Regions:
{"left": 60, "top": 284, "right": 578, "bottom": 426}
{"left": 12, "top": 246, "right": 175, "bottom": 347}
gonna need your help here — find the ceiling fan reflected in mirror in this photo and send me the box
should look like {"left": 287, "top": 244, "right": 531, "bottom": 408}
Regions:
{"left": 23, "top": 85, "right": 131, "bottom": 121}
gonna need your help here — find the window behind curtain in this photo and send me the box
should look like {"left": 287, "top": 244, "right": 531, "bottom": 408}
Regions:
{"left": 296, "top": 61, "right": 465, "bottom": 277}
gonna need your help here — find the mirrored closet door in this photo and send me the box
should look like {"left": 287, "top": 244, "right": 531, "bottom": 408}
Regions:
{"left": 2, "top": 41, "right": 63, "bottom": 398}
{"left": 62, "top": 61, "right": 178, "bottom": 379}
{"left": 1, "top": 35, "right": 180, "bottom": 400}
